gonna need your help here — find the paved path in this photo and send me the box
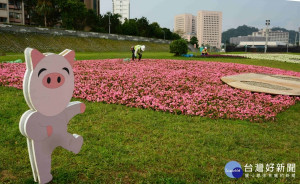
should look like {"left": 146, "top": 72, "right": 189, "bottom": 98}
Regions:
{"left": 221, "top": 73, "right": 300, "bottom": 96}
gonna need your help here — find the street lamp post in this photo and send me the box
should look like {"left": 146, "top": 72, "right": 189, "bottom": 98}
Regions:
{"left": 264, "top": 20, "right": 270, "bottom": 53}
{"left": 298, "top": 27, "right": 300, "bottom": 47}
{"left": 109, "top": 13, "right": 111, "bottom": 34}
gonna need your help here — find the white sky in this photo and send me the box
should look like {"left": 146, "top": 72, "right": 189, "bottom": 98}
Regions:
{"left": 100, "top": 0, "right": 300, "bottom": 31}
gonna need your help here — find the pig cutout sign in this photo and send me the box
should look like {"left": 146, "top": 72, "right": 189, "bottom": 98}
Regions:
{"left": 19, "top": 48, "right": 85, "bottom": 184}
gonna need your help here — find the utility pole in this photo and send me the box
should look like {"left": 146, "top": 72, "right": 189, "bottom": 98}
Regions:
{"left": 109, "top": 13, "right": 111, "bottom": 34}
{"left": 298, "top": 27, "right": 300, "bottom": 47}
{"left": 264, "top": 20, "right": 270, "bottom": 53}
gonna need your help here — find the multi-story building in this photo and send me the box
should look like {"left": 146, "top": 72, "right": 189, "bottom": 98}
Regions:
{"left": 197, "top": 10, "right": 222, "bottom": 49}
{"left": 230, "top": 29, "right": 289, "bottom": 46}
{"left": 0, "top": 0, "right": 25, "bottom": 25}
{"left": 230, "top": 36, "right": 266, "bottom": 45}
{"left": 174, "top": 13, "right": 197, "bottom": 41}
{"left": 174, "top": 10, "right": 222, "bottom": 48}
{"left": 81, "top": 0, "right": 100, "bottom": 15}
{"left": 252, "top": 29, "right": 289, "bottom": 43}
{"left": 112, "top": 0, "right": 130, "bottom": 23}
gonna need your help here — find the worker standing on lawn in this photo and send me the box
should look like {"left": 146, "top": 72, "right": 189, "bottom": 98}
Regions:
{"left": 131, "top": 45, "right": 145, "bottom": 61}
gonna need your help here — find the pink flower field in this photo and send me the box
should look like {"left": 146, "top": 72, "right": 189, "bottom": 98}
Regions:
{"left": 1, "top": 59, "right": 299, "bottom": 122}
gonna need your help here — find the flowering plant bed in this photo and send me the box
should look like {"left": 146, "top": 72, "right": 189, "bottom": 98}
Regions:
{"left": 194, "top": 55, "right": 247, "bottom": 59}
{"left": 225, "top": 53, "right": 300, "bottom": 63}
{"left": 1, "top": 59, "right": 299, "bottom": 122}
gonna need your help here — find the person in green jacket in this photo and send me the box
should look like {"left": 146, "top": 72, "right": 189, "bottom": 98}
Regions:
{"left": 201, "top": 47, "right": 209, "bottom": 56}
{"left": 131, "top": 45, "right": 145, "bottom": 61}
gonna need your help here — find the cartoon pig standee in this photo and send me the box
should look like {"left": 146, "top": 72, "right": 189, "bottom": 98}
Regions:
{"left": 19, "top": 48, "right": 85, "bottom": 184}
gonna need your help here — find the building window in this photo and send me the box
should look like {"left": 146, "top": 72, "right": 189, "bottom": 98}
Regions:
{"left": 0, "top": 17, "right": 7, "bottom": 22}
{"left": 9, "top": 12, "right": 22, "bottom": 23}
{"left": 8, "top": 0, "right": 22, "bottom": 10}
{"left": 0, "top": 3, "right": 7, "bottom": 9}
{"left": 93, "top": 0, "right": 97, "bottom": 11}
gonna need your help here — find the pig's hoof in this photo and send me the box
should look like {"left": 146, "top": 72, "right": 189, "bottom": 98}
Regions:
{"left": 39, "top": 173, "right": 52, "bottom": 184}
{"left": 70, "top": 134, "right": 83, "bottom": 154}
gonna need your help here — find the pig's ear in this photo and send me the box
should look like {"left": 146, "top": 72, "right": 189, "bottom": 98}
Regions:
{"left": 24, "top": 48, "right": 45, "bottom": 69}
{"left": 60, "top": 49, "right": 75, "bottom": 67}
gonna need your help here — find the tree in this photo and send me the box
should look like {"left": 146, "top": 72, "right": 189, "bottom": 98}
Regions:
{"left": 122, "top": 19, "right": 138, "bottom": 36}
{"left": 85, "top": 9, "right": 101, "bottom": 32}
{"left": 170, "top": 39, "right": 188, "bottom": 56}
{"left": 35, "top": 0, "right": 53, "bottom": 27}
{"left": 136, "top": 17, "right": 150, "bottom": 37}
{"left": 149, "top": 22, "right": 163, "bottom": 39}
{"left": 59, "top": 0, "right": 87, "bottom": 30}
{"left": 222, "top": 25, "right": 259, "bottom": 43}
{"left": 99, "top": 12, "right": 122, "bottom": 34}
{"left": 23, "top": 0, "right": 37, "bottom": 25}
{"left": 189, "top": 36, "right": 199, "bottom": 48}
{"left": 172, "top": 32, "right": 181, "bottom": 40}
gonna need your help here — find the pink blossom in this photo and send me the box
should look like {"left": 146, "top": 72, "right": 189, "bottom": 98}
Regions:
{"left": 0, "top": 59, "right": 299, "bottom": 122}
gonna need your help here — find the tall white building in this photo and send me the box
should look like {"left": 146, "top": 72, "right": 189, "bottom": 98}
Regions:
{"left": 174, "top": 10, "right": 222, "bottom": 48}
{"left": 197, "top": 10, "right": 222, "bottom": 49}
{"left": 112, "top": 0, "right": 130, "bottom": 23}
{"left": 174, "top": 14, "right": 197, "bottom": 41}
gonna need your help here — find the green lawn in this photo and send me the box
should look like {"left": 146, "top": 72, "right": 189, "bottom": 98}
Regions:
{"left": 1, "top": 51, "right": 300, "bottom": 72}
{"left": 0, "top": 53, "right": 299, "bottom": 183}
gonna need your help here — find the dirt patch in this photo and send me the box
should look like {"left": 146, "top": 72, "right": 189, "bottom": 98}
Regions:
{"left": 0, "top": 170, "right": 17, "bottom": 180}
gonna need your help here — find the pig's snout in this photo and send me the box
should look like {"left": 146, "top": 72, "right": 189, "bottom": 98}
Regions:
{"left": 42, "top": 73, "right": 65, "bottom": 89}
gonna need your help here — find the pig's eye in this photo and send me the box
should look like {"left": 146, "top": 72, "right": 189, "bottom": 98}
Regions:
{"left": 63, "top": 67, "right": 69, "bottom": 75}
{"left": 38, "top": 68, "right": 47, "bottom": 77}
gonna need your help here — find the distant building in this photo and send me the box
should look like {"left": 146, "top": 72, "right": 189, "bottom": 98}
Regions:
{"left": 174, "top": 10, "right": 222, "bottom": 48}
{"left": 112, "top": 0, "right": 130, "bottom": 23}
{"left": 230, "top": 29, "right": 289, "bottom": 46}
{"left": 253, "top": 29, "right": 289, "bottom": 43}
{"left": 230, "top": 36, "right": 266, "bottom": 45}
{"left": 239, "top": 41, "right": 287, "bottom": 47}
{"left": 81, "top": 0, "right": 100, "bottom": 15}
{"left": 197, "top": 11, "right": 222, "bottom": 49}
{"left": 0, "top": 0, "right": 25, "bottom": 25}
{"left": 174, "top": 13, "right": 197, "bottom": 41}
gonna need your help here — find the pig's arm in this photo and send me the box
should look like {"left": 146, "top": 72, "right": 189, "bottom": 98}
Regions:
{"left": 64, "top": 101, "right": 86, "bottom": 123}
{"left": 19, "top": 111, "right": 50, "bottom": 141}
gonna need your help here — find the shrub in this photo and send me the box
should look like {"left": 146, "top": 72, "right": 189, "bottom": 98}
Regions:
{"left": 170, "top": 39, "right": 188, "bottom": 56}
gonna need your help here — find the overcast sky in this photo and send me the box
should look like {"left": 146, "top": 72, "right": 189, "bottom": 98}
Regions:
{"left": 100, "top": 0, "right": 300, "bottom": 31}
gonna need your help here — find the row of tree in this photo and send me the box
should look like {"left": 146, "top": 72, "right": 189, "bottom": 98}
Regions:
{"left": 22, "top": 0, "right": 180, "bottom": 40}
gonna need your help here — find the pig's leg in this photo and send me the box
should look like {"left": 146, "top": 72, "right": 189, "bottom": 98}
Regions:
{"left": 33, "top": 142, "right": 53, "bottom": 184}
{"left": 60, "top": 133, "right": 83, "bottom": 154}
{"left": 27, "top": 138, "right": 38, "bottom": 182}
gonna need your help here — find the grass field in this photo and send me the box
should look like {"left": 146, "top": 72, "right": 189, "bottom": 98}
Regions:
{"left": 1, "top": 51, "right": 300, "bottom": 72}
{"left": 0, "top": 33, "right": 169, "bottom": 53}
{"left": 0, "top": 52, "right": 299, "bottom": 183}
